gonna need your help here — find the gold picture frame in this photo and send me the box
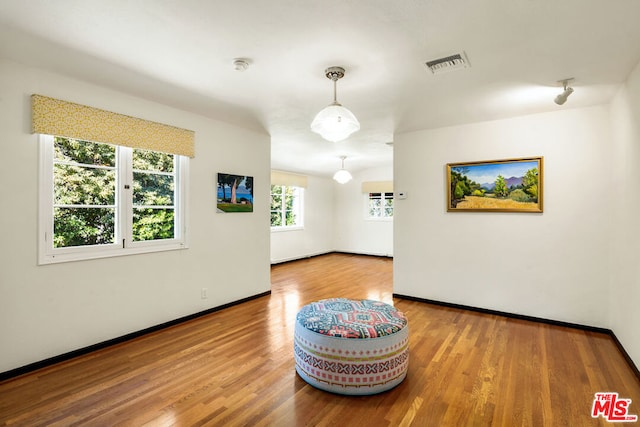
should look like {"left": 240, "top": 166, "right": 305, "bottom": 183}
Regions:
{"left": 447, "top": 157, "right": 543, "bottom": 212}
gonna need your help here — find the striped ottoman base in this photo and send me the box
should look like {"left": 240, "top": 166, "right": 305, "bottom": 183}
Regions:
{"left": 294, "top": 298, "right": 409, "bottom": 395}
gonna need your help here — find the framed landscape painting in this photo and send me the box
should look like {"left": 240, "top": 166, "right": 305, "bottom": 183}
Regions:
{"left": 447, "top": 157, "right": 543, "bottom": 213}
{"left": 217, "top": 173, "right": 254, "bottom": 213}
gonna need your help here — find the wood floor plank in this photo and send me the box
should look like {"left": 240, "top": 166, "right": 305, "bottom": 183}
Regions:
{"left": 0, "top": 253, "right": 639, "bottom": 426}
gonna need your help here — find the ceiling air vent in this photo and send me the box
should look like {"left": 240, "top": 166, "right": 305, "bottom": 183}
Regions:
{"left": 424, "top": 52, "right": 470, "bottom": 75}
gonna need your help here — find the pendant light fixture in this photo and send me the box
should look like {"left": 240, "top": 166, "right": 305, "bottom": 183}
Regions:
{"left": 333, "top": 156, "right": 353, "bottom": 184}
{"left": 311, "top": 66, "right": 360, "bottom": 142}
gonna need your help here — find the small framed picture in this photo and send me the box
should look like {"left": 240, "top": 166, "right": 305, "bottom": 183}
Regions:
{"left": 217, "top": 173, "right": 254, "bottom": 213}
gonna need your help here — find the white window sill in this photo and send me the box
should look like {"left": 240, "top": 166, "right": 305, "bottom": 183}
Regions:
{"left": 39, "top": 241, "right": 188, "bottom": 265}
{"left": 271, "top": 226, "right": 304, "bottom": 233}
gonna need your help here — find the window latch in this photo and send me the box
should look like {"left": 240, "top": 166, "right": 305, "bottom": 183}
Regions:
{"left": 124, "top": 184, "right": 130, "bottom": 189}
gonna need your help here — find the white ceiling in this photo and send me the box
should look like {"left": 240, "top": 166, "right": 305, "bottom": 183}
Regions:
{"left": 2, "top": 0, "right": 640, "bottom": 177}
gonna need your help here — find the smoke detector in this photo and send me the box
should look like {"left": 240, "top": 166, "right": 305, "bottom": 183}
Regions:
{"left": 233, "top": 58, "right": 250, "bottom": 72}
{"left": 424, "top": 52, "right": 470, "bottom": 75}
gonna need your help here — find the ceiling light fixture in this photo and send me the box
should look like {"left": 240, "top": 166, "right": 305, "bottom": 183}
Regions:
{"left": 311, "top": 66, "right": 360, "bottom": 142}
{"left": 554, "top": 78, "right": 574, "bottom": 105}
{"left": 333, "top": 156, "right": 353, "bottom": 184}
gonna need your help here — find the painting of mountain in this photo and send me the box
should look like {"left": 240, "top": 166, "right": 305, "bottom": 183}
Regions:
{"left": 447, "top": 157, "right": 543, "bottom": 212}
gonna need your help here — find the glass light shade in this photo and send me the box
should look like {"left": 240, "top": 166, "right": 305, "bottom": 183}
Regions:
{"left": 311, "top": 104, "right": 360, "bottom": 142}
{"left": 333, "top": 169, "right": 353, "bottom": 184}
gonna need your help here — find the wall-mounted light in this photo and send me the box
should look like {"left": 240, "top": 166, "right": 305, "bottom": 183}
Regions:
{"left": 554, "top": 78, "right": 574, "bottom": 105}
{"left": 333, "top": 156, "right": 353, "bottom": 184}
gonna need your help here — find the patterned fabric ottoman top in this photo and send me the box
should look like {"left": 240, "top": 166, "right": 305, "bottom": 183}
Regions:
{"left": 296, "top": 298, "right": 407, "bottom": 339}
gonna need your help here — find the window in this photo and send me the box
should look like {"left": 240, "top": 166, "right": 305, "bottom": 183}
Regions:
{"left": 270, "top": 185, "right": 303, "bottom": 229}
{"left": 39, "top": 135, "right": 188, "bottom": 263}
{"left": 367, "top": 192, "right": 394, "bottom": 219}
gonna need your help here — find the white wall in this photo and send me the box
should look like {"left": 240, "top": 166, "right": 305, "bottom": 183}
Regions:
{"left": 609, "top": 60, "right": 640, "bottom": 367}
{"left": 394, "top": 106, "right": 613, "bottom": 328}
{"left": 270, "top": 174, "right": 334, "bottom": 263}
{"left": 0, "top": 59, "right": 271, "bottom": 373}
{"left": 5, "top": 55, "right": 637, "bottom": 374}
{"left": 333, "top": 166, "right": 394, "bottom": 257}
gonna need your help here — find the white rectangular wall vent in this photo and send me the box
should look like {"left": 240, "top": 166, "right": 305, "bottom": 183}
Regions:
{"left": 424, "top": 52, "right": 470, "bottom": 74}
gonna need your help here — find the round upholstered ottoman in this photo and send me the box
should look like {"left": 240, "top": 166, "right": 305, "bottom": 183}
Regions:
{"left": 293, "top": 298, "right": 409, "bottom": 395}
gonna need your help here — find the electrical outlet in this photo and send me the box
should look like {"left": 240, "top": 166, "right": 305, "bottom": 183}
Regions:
{"left": 201, "top": 288, "right": 208, "bottom": 299}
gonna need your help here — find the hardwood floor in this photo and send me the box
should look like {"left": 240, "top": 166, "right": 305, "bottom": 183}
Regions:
{"left": 1, "top": 253, "right": 639, "bottom": 426}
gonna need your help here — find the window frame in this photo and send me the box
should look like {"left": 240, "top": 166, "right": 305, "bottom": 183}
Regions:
{"left": 38, "top": 135, "right": 189, "bottom": 264}
{"left": 365, "top": 191, "right": 394, "bottom": 221}
{"left": 270, "top": 184, "right": 304, "bottom": 231}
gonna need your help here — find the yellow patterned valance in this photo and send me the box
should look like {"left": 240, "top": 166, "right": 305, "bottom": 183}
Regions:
{"left": 362, "top": 181, "right": 393, "bottom": 193}
{"left": 271, "top": 170, "right": 308, "bottom": 188}
{"left": 31, "top": 94, "right": 195, "bottom": 157}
